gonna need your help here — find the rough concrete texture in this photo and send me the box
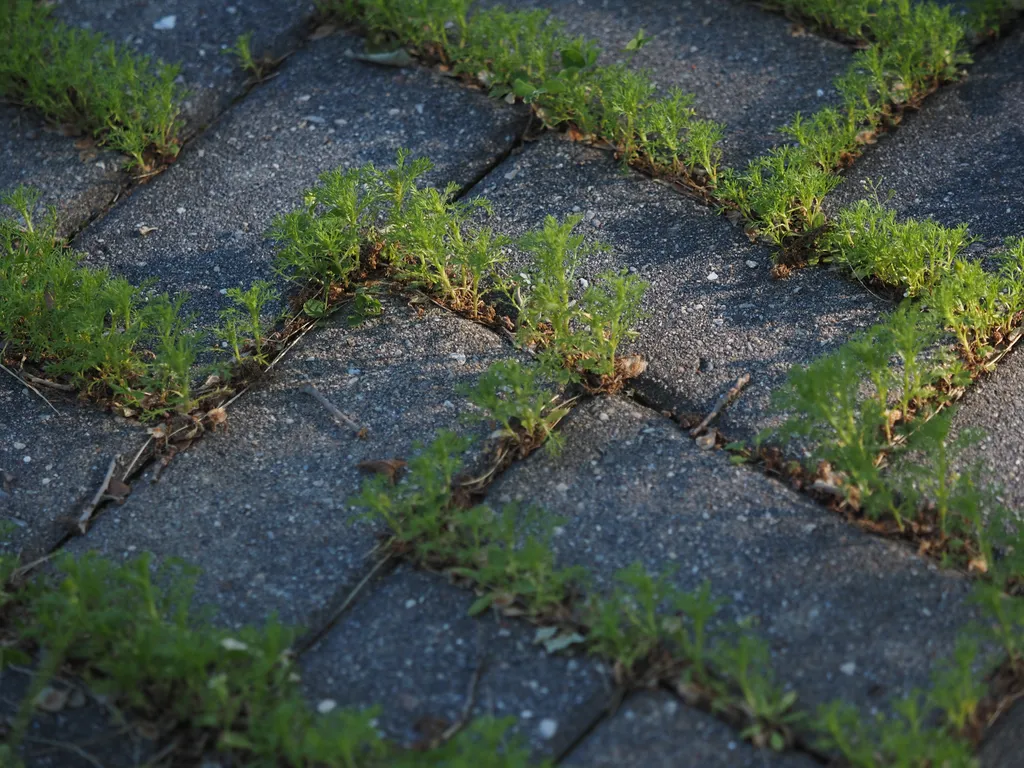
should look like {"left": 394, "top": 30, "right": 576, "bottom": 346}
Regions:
{"left": 0, "top": 666, "right": 155, "bottom": 768}
{"left": 65, "top": 300, "right": 514, "bottom": 628}
{"left": 472, "top": 135, "right": 885, "bottom": 438}
{"left": 562, "top": 690, "right": 818, "bottom": 768}
{"left": 950, "top": 348, "right": 1024, "bottom": 514}
{"left": 54, "top": 0, "right": 314, "bottom": 132}
{"left": 493, "top": 0, "right": 851, "bottom": 166}
{"left": 73, "top": 29, "right": 527, "bottom": 334}
{"left": 0, "top": 105, "right": 123, "bottom": 234}
{"left": 489, "top": 396, "right": 982, "bottom": 716}
{"left": 300, "top": 565, "right": 610, "bottom": 758}
{"left": 827, "top": 24, "right": 1024, "bottom": 242}
{"left": 980, "top": 696, "right": 1024, "bottom": 768}
{"left": 0, "top": 378, "right": 141, "bottom": 561}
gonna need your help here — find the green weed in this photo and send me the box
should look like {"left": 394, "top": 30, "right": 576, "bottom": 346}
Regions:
{"left": 272, "top": 152, "right": 509, "bottom": 322}
{"left": 513, "top": 215, "right": 647, "bottom": 384}
{"left": 822, "top": 198, "right": 973, "bottom": 295}
{"left": 0, "top": 188, "right": 154, "bottom": 400}
{"left": 272, "top": 155, "right": 647, "bottom": 384}
{"left": 215, "top": 280, "right": 280, "bottom": 365}
{"left": 354, "top": 431, "right": 586, "bottom": 622}
{"left": 584, "top": 564, "right": 798, "bottom": 749}
{"left": 461, "top": 359, "right": 570, "bottom": 453}
{"left": 224, "top": 31, "right": 279, "bottom": 82}
{"left": 0, "top": 0, "right": 183, "bottom": 169}
{"left": 811, "top": 632, "right": 993, "bottom": 767}
{"left": 813, "top": 696, "right": 977, "bottom": 768}
{"left": 717, "top": 1, "right": 971, "bottom": 247}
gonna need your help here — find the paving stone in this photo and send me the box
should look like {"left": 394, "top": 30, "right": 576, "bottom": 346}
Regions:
{"left": 980, "top": 696, "right": 1024, "bottom": 768}
{"left": 472, "top": 135, "right": 885, "bottom": 438}
{"left": 828, "top": 24, "right": 1024, "bottom": 241}
{"left": 0, "top": 666, "right": 156, "bottom": 768}
{"left": 299, "top": 565, "right": 610, "bottom": 757}
{"left": 0, "top": 105, "right": 123, "bottom": 234}
{"left": 562, "top": 690, "right": 818, "bottom": 768}
{"left": 0, "top": 379, "right": 140, "bottom": 561}
{"left": 54, "top": 0, "right": 314, "bottom": 131}
{"left": 949, "top": 348, "right": 1024, "bottom": 516}
{"left": 64, "top": 300, "right": 514, "bottom": 628}
{"left": 73, "top": 29, "right": 527, "bottom": 335}
{"left": 489, "top": 396, "right": 982, "bottom": 717}
{"left": 492, "top": 0, "right": 851, "bottom": 166}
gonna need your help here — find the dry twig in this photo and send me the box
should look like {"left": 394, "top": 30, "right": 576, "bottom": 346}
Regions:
{"left": 300, "top": 382, "right": 366, "bottom": 435}
{"left": 0, "top": 350, "right": 59, "bottom": 415}
{"left": 77, "top": 455, "right": 120, "bottom": 534}
{"left": 690, "top": 373, "right": 751, "bottom": 437}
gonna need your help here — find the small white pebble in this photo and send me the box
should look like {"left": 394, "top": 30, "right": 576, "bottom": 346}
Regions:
{"left": 816, "top": 88, "right": 825, "bottom": 97}
{"left": 13, "top": 442, "right": 25, "bottom": 450}
{"left": 22, "top": 456, "right": 31, "bottom": 464}
{"left": 41, "top": 478, "right": 51, "bottom": 486}
{"left": 538, "top": 719, "right": 558, "bottom": 740}
{"left": 707, "top": 271, "right": 718, "bottom": 281}
{"left": 745, "top": 260, "right": 757, "bottom": 269}
{"left": 405, "top": 599, "right": 417, "bottom": 609}
{"left": 153, "top": 15, "right": 176, "bottom": 30}
{"left": 415, "top": 103, "right": 424, "bottom": 114}
{"left": 388, "top": 108, "right": 401, "bottom": 117}
{"left": 317, "top": 699, "right": 337, "bottom": 714}
{"left": 176, "top": 207, "right": 186, "bottom": 215}
{"left": 840, "top": 661, "right": 857, "bottom": 676}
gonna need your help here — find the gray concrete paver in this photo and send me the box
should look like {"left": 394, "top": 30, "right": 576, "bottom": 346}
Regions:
{"left": 300, "top": 565, "right": 610, "bottom": 757}
{"left": 64, "top": 300, "right": 514, "bottom": 628}
{"left": 562, "top": 690, "right": 819, "bottom": 768}
{"left": 950, "top": 350, "right": 1024, "bottom": 515}
{"left": 0, "top": 380, "right": 141, "bottom": 561}
{"left": 0, "top": 105, "right": 123, "bottom": 235}
{"left": 828, "top": 24, "right": 1024, "bottom": 241}
{"left": 489, "top": 396, "right": 983, "bottom": 718}
{"left": 472, "top": 135, "right": 885, "bottom": 438}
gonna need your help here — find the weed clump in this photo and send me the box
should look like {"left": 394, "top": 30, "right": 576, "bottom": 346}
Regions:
{"left": 356, "top": 431, "right": 587, "bottom": 622}
{"left": 0, "top": 188, "right": 199, "bottom": 415}
{"left": 0, "top": 187, "right": 284, "bottom": 418}
{"left": 0, "top": 0, "right": 183, "bottom": 169}
{"left": 764, "top": 272, "right": 1023, "bottom": 571}
{"left": 512, "top": 215, "right": 647, "bottom": 387}
{"left": 271, "top": 151, "right": 508, "bottom": 322}
{"left": 273, "top": 153, "right": 649, "bottom": 387}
